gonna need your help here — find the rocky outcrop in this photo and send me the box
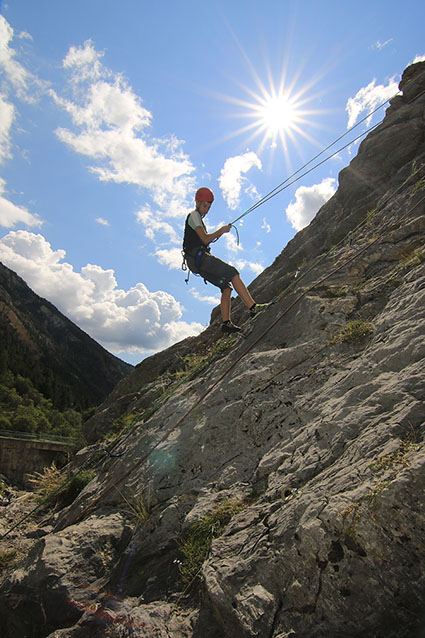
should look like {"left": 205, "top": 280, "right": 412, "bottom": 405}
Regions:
{"left": 0, "top": 62, "right": 424, "bottom": 638}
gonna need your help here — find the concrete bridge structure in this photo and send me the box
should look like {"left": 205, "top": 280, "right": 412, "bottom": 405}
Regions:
{"left": 0, "top": 431, "right": 75, "bottom": 489}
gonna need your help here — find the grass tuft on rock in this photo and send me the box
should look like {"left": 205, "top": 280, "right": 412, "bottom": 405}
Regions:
{"left": 179, "top": 500, "right": 245, "bottom": 588}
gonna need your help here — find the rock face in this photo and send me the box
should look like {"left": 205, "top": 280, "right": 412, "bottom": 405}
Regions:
{"left": 0, "top": 262, "right": 132, "bottom": 409}
{"left": 1, "top": 62, "right": 425, "bottom": 638}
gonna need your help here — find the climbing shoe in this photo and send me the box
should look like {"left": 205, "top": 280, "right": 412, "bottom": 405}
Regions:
{"left": 250, "top": 302, "right": 271, "bottom": 318}
{"left": 221, "top": 320, "right": 242, "bottom": 334}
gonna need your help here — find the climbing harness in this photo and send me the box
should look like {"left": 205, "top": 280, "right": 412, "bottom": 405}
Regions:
{"left": 182, "top": 246, "right": 211, "bottom": 284}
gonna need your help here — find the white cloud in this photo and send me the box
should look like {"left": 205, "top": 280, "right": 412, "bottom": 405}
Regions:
{"left": 154, "top": 247, "right": 183, "bottom": 270}
{"left": 219, "top": 151, "right": 262, "bottom": 210}
{"left": 223, "top": 231, "right": 243, "bottom": 253}
{"left": 0, "top": 17, "right": 47, "bottom": 171}
{"left": 0, "top": 16, "right": 30, "bottom": 97}
{"left": 190, "top": 288, "right": 220, "bottom": 306}
{"left": 17, "top": 31, "right": 33, "bottom": 41}
{"left": 0, "top": 16, "right": 44, "bottom": 102}
{"left": 95, "top": 217, "right": 110, "bottom": 226}
{"left": 261, "top": 217, "right": 271, "bottom": 233}
{"left": 136, "top": 207, "right": 180, "bottom": 244}
{"left": 234, "top": 259, "right": 264, "bottom": 276}
{"left": 0, "top": 178, "right": 43, "bottom": 228}
{"left": 346, "top": 78, "right": 398, "bottom": 128}
{"left": 0, "top": 231, "right": 203, "bottom": 354}
{"left": 286, "top": 178, "right": 336, "bottom": 231}
{"left": 63, "top": 40, "right": 104, "bottom": 81}
{"left": 375, "top": 39, "right": 393, "bottom": 50}
{"left": 0, "top": 17, "right": 37, "bottom": 166}
{"left": 50, "top": 41, "right": 196, "bottom": 217}
{"left": 412, "top": 54, "right": 425, "bottom": 64}
{"left": 0, "top": 95, "right": 14, "bottom": 163}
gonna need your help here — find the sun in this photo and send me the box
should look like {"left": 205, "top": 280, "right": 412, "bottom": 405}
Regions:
{"left": 257, "top": 93, "right": 299, "bottom": 136}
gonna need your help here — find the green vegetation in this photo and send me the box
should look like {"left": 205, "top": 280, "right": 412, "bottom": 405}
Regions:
{"left": 340, "top": 437, "right": 419, "bottom": 532}
{"left": 410, "top": 178, "right": 425, "bottom": 197}
{"left": 173, "top": 352, "right": 210, "bottom": 380}
{"left": 368, "top": 438, "right": 418, "bottom": 512}
{"left": 366, "top": 479, "right": 393, "bottom": 511}
{"left": 0, "top": 325, "right": 85, "bottom": 411}
{"left": 353, "top": 280, "right": 364, "bottom": 293}
{"left": 0, "top": 477, "right": 7, "bottom": 497}
{"left": 61, "top": 469, "right": 97, "bottom": 506}
{"left": 341, "top": 503, "right": 361, "bottom": 539}
{"left": 0, "top": 370, "right": 84, "bottom": 442}
{"left": 333, "top": 319, "right": 374, "bottom": 344}
{"left": 326, "top": 286, "right": 347, "bottom": 298}
{"left": 384, "top": 248, "right": 425, "bottom": 291}
{"left": 102, "top": 412, "right": 139, "bottom": 443}
{"left": 28, "top": 463, "right": 64, "bottom": 500}
{"left": 172, "top": 336, "right": 236, "bottom": 382}
{"left": 401, "top": 247, "right": 425, "bottom": 267}
{"left": 385, "top": 275, "right": 402, "bottom": 290}
{"left": 179, "top": 500, "right": 245, "bottom": 588}
{"left": 120, "top": 488, "right": 154, "bottom": 525}
{"left": 369, "top": 439, "right": 417, "bottom": 474}
{"left": 28, "top": 463, "right": 96, "bottom": 507}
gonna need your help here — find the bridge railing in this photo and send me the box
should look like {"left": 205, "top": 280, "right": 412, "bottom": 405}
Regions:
{"left": 0, "top": 429, "right": 78, "bottom": 446}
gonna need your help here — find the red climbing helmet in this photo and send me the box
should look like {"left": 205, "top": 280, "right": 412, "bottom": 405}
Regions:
{"left": 195, "top": 187, "right": 214, "bottom": 203}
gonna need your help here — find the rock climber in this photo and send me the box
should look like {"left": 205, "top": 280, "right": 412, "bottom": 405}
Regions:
{"left": 182, "top": 187, "right": 269, "bottom": 333}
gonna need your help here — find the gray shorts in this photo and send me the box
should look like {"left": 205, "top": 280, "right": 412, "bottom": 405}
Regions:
{"left": 186, "top": 252, "right": 239, "bottom": 291}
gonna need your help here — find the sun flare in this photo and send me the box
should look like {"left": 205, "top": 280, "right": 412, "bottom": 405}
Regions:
{"left": 211, "top": 50, "right": 324, "bottom": 160}
{"left": 213, "top": 77, "right": 321, "bottom": 160}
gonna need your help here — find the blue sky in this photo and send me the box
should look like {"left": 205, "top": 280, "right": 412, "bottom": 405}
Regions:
{"left": 0, "top": 0, "right": 424, "bottom": 365}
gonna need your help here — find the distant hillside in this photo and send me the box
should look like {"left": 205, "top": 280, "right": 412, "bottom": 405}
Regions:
{"left": 0, "top": 262, "right": 132, "bottom": 411}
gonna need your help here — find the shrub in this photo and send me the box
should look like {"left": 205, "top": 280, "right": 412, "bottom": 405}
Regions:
{"left": 28, "top": 463, "right": 65, "bottom": 501}
{"left": 103, "top": 413, "right": 138, "bottom": 442}
{"left": 0, "top": 414, "right": 11, "bottom": 429}
{"left": 60, "top": 469, "right": 96, "bottom": 506}
{"left": 333, "top": 319, "right": 374, "bottom": 344}
{"left": 326, "top": 287, "right": 347, "bottom": 298}
{"left": 406, "top": 248, "right": 424, "bottom": 266}
{"left": 28, "top": 463, "right": 96, "bottom": 507}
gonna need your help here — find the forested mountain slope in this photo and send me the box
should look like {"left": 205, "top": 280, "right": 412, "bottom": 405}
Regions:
{"left": 0, "top": 262, "right": 132, "bottom": 411}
